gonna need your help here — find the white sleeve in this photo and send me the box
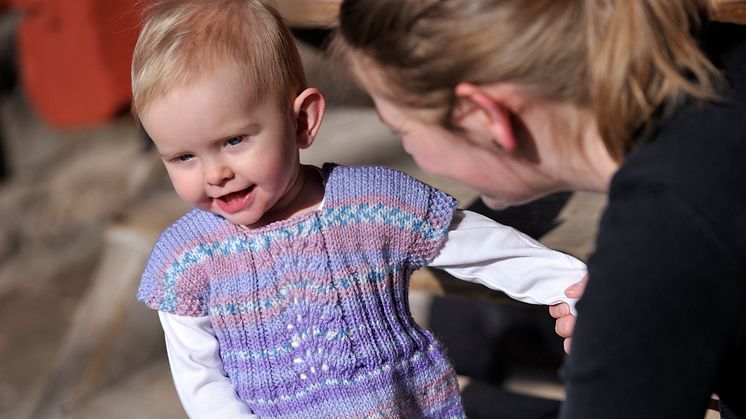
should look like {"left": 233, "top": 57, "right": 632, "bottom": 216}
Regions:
{"left": 158, "top": 312, "right": 258, "bottom": 419}
{"left": 428, "top": 210, "right": 585, "bottom": 314}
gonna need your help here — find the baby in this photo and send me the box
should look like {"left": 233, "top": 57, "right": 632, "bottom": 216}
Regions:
{"left": 133, "top": 0, "right": 586, "bottom": 417}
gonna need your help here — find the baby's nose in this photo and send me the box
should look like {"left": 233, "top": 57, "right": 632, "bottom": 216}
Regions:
{"left": 203, "top": 159, "right": 232, "bottom": 185}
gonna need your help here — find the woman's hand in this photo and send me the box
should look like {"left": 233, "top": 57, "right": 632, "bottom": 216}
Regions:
{"left": 549, "top": 275, "right": 588, "bottom": 353}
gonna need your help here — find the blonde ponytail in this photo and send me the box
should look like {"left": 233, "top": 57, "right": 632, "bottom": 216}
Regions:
{"left": 587, "top": 0, "right": 721, "bottom": 160}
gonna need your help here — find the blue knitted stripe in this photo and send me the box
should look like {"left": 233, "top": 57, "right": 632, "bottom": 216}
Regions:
{"left": 206, "top": 252, "right": 412, "bottom": 300}
{"left": 320, "top": 203, "right": 445, "bottom": 240}
{"left": 164, "top": 203, "right": 442, "bottom": 277}
{"left": 157, "top": 204, "right": 445, "bottom": 312}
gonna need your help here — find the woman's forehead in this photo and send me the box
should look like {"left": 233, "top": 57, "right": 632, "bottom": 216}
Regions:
{"left": 344, "top": 46, "right": 450, "bottom": 126}
{"left": 345, "top": 50, "right": 386, "bottom": 90}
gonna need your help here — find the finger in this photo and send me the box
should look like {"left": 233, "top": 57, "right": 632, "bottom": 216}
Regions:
{"left": 555, "top": 315, "right": 576, "bottom": 338}
{"left": 549, "top": 303, "right": 569, "bottom": 319}
{"left": 564, "top": 338, "right": 572, "bottom": 354}
{"left": 565, "top": 274, "right": 589, "bottom": 298}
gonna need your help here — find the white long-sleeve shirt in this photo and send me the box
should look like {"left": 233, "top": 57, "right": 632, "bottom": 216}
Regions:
{"left": 159, "top": 209, "right": 586, "bottom": 418}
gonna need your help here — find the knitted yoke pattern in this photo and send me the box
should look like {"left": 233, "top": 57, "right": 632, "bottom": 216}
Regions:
{"left": 138, "top": 164, "right": 464, "bottom": 418}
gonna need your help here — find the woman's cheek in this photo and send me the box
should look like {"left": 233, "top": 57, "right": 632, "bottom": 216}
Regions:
{"left": 405, "top": 141, "right": 446, "bottom": 175}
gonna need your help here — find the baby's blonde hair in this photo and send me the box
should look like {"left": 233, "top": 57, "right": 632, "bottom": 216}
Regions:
{"left": 131, "top": 0, "right": 306, "bottom": 121}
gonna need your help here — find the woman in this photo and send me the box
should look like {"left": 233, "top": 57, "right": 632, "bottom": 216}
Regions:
{"left": 333, "top": 0, "right": 746, "bottom": 417}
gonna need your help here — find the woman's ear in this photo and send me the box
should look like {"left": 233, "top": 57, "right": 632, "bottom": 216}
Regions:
{"left": 453, "top": 82, "right": 517, "bottom": 152}
{"left": 293, "top": 87, "right": 326, "bottom": 149}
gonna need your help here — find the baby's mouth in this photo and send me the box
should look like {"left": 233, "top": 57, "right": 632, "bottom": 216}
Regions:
{"left": 215, "top": 185, "right": 255, "bottom": 214}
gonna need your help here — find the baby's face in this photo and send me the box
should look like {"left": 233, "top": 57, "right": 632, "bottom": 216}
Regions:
{"left": 140, "top": 68, "right": 303, "bottom": 227}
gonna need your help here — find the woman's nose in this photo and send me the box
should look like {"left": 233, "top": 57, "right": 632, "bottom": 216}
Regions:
{"left": 203, "top": 158, "right": 233, "bottom": 185}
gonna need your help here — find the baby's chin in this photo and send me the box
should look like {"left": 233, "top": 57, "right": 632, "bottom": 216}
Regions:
{"left": 220, "top": 210, "right": 264, "bottom": 227}
{"left": 199, "top": 204, "right": 261, "bottom": 227}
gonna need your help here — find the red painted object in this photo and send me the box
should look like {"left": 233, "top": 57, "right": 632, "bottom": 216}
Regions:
{"left": 8, "top": 0, "right": 140, "bottom": 128}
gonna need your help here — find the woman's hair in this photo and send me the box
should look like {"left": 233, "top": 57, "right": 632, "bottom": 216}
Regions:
{"left": 334, "top": 0, "right": 723, "bottom": 160}
{"left": 131, "top": 0, "right": 306, "bottom": 120}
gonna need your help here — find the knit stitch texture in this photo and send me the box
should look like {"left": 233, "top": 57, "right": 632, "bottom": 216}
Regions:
{"left": 138, "top": 164, "right": 464, "bottom": 418}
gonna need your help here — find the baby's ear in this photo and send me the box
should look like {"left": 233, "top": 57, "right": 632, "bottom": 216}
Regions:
{"left": 293, "top": 88, "right": 326, "bottom": 149}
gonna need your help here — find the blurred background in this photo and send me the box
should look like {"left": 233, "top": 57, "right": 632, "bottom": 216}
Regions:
{"left": 0, "top": 1, "right": 707, "bottom": 418}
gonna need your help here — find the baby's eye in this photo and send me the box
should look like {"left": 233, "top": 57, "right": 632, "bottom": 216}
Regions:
{"left": 226, "top": 135, "right": 246, "bottom": 146}
{"left": 175, "top": 154, "right": 193, "bottom": 162}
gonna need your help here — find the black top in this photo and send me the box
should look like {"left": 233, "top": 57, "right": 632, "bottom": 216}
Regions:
{"left": 562, "top": 23, "right": 746, "bottom": 419}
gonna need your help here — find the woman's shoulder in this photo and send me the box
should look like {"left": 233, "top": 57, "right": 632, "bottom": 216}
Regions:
{"left": 610, "top": 89, "right": 746, "bottom": 258}
{"left": 610, "top": 18, "right": 746, "bottom": 252}
{"left": 617, "top": 18, "right": 746, "bottom": 201}
{"left": 703, "top": 22, "right": 746, "bottom": 79}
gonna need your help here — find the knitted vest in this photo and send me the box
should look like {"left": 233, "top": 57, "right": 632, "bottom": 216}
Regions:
{"left": 138, "top": 164, "right": 464, "bottom": 418}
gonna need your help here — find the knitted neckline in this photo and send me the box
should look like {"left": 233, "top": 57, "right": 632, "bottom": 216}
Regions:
{"left": 229, "top": 206, "right": 322, "bottom": 236}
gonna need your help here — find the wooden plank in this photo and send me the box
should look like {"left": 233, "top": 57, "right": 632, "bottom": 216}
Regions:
{"left": 274, "top": 0, "right": 341, "bottom": 28}
{"left": 711, "top": 0, "right": 746, "bottom": 23}
{"left": 26, "top": 193, "right": 189, "bottom": 419}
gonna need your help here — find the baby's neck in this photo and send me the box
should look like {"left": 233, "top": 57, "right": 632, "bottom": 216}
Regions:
{"left": 240, "top": 164, "right": 324, "bottom": 230}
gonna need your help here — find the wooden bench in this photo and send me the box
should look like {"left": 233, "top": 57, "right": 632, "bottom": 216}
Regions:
{"left": 275, "top": 0, "right": 341, "bottom": 27}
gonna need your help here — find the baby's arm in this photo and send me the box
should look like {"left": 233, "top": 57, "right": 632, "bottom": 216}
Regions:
{"left": 159, "top": 312, "right": 258, "bottom": 419}
{"left": 428, "top": 210, "right": 586, "bottom": 314}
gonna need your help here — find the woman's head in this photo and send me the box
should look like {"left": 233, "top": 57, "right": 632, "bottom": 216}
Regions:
{"left": 334, "top": 0, "right": 721, "bottom": 206}
{"left": 336, "top": 0, "right": 589, "bottom": 122}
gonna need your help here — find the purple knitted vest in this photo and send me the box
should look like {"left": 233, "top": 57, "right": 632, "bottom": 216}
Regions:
{"left": 138, "top": 164, "right": 464, "bottom": 418}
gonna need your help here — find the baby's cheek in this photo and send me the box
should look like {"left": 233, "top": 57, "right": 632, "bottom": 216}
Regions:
{"left": 171, "top": 178, "right": 206, "bottom": 208}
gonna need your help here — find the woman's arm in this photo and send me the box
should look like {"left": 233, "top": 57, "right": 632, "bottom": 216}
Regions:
{"left": 159, "top": 312, "right": 258, "bottom": 419}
